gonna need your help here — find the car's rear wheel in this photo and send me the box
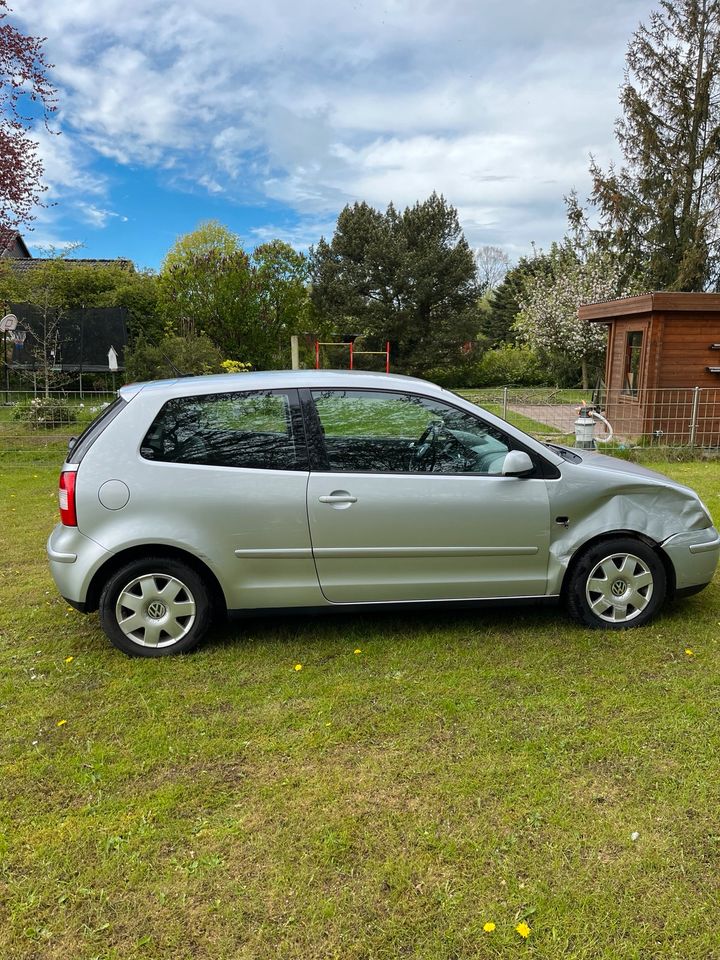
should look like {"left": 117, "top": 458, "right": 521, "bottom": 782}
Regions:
{"left": 99, "top": 557, "right": 212, "bottom": 656}
{"left": 566, "top": 538, "right": 666, "bottom": 629}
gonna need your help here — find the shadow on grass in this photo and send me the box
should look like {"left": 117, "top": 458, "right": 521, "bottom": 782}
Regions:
{"left": 206, "top": 600, "right": 561, "bottom": 651}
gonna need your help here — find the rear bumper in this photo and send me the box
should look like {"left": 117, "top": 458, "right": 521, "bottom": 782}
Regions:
{"left": 47, "top": 524, "right": 111, "bottom": 607}
{"left": 661, "top": 527, "right": 720, "bottom": 592}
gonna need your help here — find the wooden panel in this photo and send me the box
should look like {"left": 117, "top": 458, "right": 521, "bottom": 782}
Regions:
{"left": 581, "top": 295, "right": 654, "bottom": 321}
{"left": 582, "top": 292, "right": 720, "bottom": 321}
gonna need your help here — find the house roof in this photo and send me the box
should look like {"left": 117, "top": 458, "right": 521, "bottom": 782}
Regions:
{"left": 0, "top": 227, "right": 31, "bottom": 258}
{"left": 0, "top": 229, "right": 133, "bottom": 271}
{"left": 8, "top": 257, "right": 134, "bottom": 273}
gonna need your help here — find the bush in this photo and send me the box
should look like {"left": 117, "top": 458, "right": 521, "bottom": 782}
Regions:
{"left": 220, "top": 359, "right": 252, "bottom": 374}
{"left": 12, "top": 398, "right": 77, "bottom": 429}
{"left": 125, "top": 333, "right": 224, "bottom": 382}
{"left": 475, "top": 345, "right": 546, "bottom": 387}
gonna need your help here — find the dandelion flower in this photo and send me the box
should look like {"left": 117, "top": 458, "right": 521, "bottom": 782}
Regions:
{"left": 354, "top": 648, "right": 362, "bottom": 655}
{"left": 483, "top": 922, "right": 496, "bottom": 932}
{"left": 516, "top": 922, "right": 531, "bottom": 939}
{"left": 294, "top": 663, "right": 303, "bottom": 671}
{"left": 56, "top": 719, "right": 67, "bottom": 727}
{"left": 685, "top": 648, "right": 694, "bottom": 656}
{"left": 64, "top": 656, "right": 74, "bottom": 664}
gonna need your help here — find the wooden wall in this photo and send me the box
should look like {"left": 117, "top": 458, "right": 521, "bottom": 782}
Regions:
{"left": 657, "top": 315, "right": 720, "bottom": 388}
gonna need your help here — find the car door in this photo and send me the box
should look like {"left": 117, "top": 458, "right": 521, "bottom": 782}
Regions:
{"left": 304, "top": 388, "right": 552, "bottom": 603}
{"left": 132, "top": 387, "right": 319, "bottom": 610}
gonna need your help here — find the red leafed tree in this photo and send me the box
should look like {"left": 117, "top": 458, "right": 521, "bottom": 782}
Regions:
{"left": 0, "top": 0, "right": 56, "bottom": 228}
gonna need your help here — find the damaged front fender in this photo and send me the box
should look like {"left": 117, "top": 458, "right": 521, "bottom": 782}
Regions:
{"left": 545, "top": 458, "right": 715, "bottom": 596}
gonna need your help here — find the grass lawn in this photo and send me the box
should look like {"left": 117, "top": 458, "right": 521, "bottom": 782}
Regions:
{"left": 2, "top": 462, "right": 720, "bottom": 959}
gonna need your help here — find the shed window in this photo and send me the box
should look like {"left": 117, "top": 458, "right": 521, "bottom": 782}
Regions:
{"left": 622, "top": 331, "right": 643, "bottom": 396}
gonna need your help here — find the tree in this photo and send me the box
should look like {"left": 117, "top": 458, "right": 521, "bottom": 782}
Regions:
{"left": 310, "top": 193, "right": 480, "bottom": 375}
{"left": 4, "top": 251, "right": 76, "bottom": 395}
{"left": 159, "top": 221, "right": 260, "bottom": 359}
{"left": 124, "top": 331, "right": 224, "bottom": 382}
{"left": 474, "top": 244, "right": 511, "bottom": 292}
{"left": 0, "top": 1, "right": 57, "bottom": 227}
{"left": 580, "top": 0, "right": 720, "bottom": 290}
{"left": 252, "top": 240, "right": 310, "bottom": 367}
{"left": 479, "top": 251, "right": 553, "bottom": 347}
{"left": 515, "top": 239, "right": 639, "bottom": 389}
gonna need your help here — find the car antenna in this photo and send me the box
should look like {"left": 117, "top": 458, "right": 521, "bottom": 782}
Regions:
{"left": 160, "top": 352, "right": 194, "bottom": 378}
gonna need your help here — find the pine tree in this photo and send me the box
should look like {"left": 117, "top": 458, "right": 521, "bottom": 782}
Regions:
{"left": 310, "top": 194, "right": 479, "bottom": 375}
{"left": 586, "top": 0, "right": 720, "bottom": 291}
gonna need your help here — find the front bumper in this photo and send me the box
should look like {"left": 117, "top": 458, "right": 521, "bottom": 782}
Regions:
{"left": 661, "top": 526, "right": 720, "bottom": 592}
{"left": 47, "top": 524, "right": 111, "bottom": 608}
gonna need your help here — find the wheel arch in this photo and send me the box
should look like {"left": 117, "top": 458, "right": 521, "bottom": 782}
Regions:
{"left": 84, "top": 545, "right": 228, "bottom": 617}
{"left": 560, "top": 530, "right": 676, "bottom": 601}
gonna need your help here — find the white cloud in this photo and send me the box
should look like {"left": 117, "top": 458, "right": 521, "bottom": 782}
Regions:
{"left": 11, "top": 0, "right": 649, "bottom": 255}
{"left": 245, "top": 218, "right": 339, "bottom": 252}
{"left": 75, "top": 203, "right": 128, "bottom": 228}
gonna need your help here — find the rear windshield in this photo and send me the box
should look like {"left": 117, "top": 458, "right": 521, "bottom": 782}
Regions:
{"left": 66, "top": 397, "right": 128, "bottom": 464}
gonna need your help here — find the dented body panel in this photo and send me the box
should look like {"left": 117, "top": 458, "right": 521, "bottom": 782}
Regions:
{"left": 544, "top": 449, "right": 717, "bottom": 594}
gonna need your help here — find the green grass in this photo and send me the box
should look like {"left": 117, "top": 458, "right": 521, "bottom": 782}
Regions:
{"left": 2, "top": 463, "right": 720, "bottom": 958}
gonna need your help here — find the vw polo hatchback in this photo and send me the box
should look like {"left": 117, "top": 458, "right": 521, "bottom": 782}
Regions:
{"left": 48, "top": 371, "right": 720, "bottom": 656}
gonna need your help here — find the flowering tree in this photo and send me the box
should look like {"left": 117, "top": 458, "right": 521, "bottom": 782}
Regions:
{"left": 0, "top": 1, "right": 57, "bottom": 227}
{"left": 515, "top": 241, "right": 638, "bottom": 388}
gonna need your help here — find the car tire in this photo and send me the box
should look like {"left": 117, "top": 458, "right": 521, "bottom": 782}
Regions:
{"left": 99, "top": 557, "right": 212, "bottom": 657}
{"left": 566, "top": 537, "right": 666, "bottom": 629}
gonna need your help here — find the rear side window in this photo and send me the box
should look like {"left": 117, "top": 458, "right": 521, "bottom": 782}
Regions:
{"left": 141, "top": 390, "right": 306, "bottom": 470}
{"left": 67, "top": 397, "right": 128, "bottom": 464}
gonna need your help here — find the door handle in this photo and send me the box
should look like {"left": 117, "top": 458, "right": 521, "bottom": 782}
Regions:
{"left": 318, "top": 493, "right": 357, "bottom": 504}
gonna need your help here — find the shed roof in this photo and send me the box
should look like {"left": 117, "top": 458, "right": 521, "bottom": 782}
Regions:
{"left": 580, "top": 292, "right": 720, "bottom": 322}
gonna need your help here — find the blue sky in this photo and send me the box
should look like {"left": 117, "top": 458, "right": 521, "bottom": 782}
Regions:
{"left": 13, "top": 0, "right": 652, "bottom": 271}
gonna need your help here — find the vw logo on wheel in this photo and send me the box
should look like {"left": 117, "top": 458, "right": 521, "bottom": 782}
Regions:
{"left": 147, "top": 600, "right": 167, "bottom": 620}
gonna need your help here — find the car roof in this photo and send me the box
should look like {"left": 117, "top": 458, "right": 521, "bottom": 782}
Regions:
{"left": 119, "top": 369, "right": 448, "bottom": 401}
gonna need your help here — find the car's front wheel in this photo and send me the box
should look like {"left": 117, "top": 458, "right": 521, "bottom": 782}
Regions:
{"left": 566, "top": 538, "right": 666, "bottom": 629}
{"left": 99, "top": 557, "right": 212, "bottom": 656}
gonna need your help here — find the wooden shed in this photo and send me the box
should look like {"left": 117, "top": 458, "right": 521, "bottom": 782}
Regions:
{"left": 579, "top": 293, "right": 720, "bottom": 444}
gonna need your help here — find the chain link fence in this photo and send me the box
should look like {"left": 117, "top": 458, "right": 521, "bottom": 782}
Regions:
{"left": 3, "top": 385, "right": 720, "bottom": 468}
{"left": 459, "top": 386, "right": 720, "bottom": 448}
{"left": 0, "top": 390, "right": 116, "bottom": 467}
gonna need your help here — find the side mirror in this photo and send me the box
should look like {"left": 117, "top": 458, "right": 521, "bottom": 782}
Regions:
{"left": 502, "top": 450, "right": 534, "bottom": 476}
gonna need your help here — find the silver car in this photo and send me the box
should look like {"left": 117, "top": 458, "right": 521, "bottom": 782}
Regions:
{"left": 48, "top": 370, "right": 720, "bottom": 656}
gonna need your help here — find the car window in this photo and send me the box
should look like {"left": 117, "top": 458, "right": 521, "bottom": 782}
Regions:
{"left": 310, "top": 389, "right": 513, "bottom": 474}
{"left": 141, "top": 390, "right": 306, "bottom": 470}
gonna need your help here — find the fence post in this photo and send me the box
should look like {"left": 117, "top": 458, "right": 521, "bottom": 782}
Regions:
{"left": 502, "top": 386, "right": 508, "bottom": 420}
{"left": 689, "top": 386, "right": 700, "bottom": 447}
{"left": 290, "top": 335, "right": 300, "bottom": 370}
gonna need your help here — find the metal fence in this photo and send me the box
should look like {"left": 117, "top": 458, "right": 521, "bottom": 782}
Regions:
{"left": 3, "top": 386, "right": 720, "bottom": 468}
{"left": 0, "top": 390, "right": 116, "bottom": 466}
{"left": 458, "top": 386, "right": 720, "bottom": 448}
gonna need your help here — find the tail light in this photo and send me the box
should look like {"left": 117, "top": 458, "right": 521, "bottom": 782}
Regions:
{"left": 58, "top": 471, "right": 77, "bottom": 526}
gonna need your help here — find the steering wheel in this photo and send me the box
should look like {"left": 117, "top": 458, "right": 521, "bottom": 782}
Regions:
{"left": 410, "top": 421, "right": 445, "bottom": 471}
